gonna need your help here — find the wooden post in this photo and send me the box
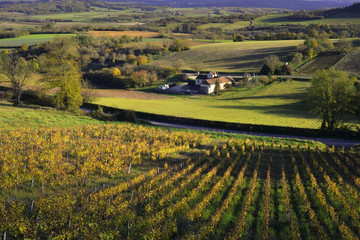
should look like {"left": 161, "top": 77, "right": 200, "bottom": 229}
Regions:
{"left": 30, "top": 200, "right": 34, "bottom": 215}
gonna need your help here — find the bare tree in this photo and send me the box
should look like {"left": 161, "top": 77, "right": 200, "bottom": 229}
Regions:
{"left": 172, "top": 59, "right": 185, "bottom": 74}
{"left": 193, "top": 62, "right": 205, "bottom": 74}
{"left": 0, "top": 53, "right": 32, "bottom": 105}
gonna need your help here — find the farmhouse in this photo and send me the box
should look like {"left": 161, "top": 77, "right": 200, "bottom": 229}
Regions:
{"left": 195, "top": 71, "right": 218, "bottom": 85}
{"left": 195, "top": 74, "right": 208, "bottom": 85}
{"left": 200, "top": 76, "right": 234, "bottom": 94}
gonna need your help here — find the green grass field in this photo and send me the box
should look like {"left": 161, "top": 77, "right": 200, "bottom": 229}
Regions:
{"left": 33, "top": 8, "right": 130, "bottom": 22}
{"left": 255, "top": 13, "right": 360, "bottom": 25}
{"left": 198, "top": 21, "right": 250, "bottom": 30}
{"left": 0, "top": 101, "right": 103, "bottom": 129}
{"left": 0, "top": 33, "right": 75, "bottom": 48}
{"left": 153, "top": 40, "right": 303, "bottom": 72}
{"left": 95, "top": 79, "right": 360, "bottom": 129}
{"left": 94, "top": 79, "right": 333, "bottom": 129}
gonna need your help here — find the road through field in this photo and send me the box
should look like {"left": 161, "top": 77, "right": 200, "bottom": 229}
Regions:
{"left": 145, "top": 119, "right": 360, "bottom": 147}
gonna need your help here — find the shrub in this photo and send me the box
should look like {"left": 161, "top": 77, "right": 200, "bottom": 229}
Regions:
{"left": 113, "top": 110, "right": 137, "bottom": 123}
{"left": 257, "top": 76, "right": 271, "bottom": 84}
{"left": 90, "top": 106, "right": 110, "bottom": 121}
{"left": 21, "top": 89, "right": 54, "bottom": 107}
{"left": 233, "top": 34, "right": 245, "bottom": 42}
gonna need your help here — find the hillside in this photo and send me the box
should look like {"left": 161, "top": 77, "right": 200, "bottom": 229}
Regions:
{"left": 96, "top": 79, "right": 321, "bottom": 129}
{"left": 0, "top": 101, "right": 103, "bottom": 129}
{"left": 95, "top": 78, "right": 360, "bottom": 129}
{"left": 334, "top": 49, "right": 360, "bottom": 75}
{"left": 1, "top": 121, "right": 360, "bottom": 239}
{"left": 297, "top": 51, "right": 345, "bottom": 74}
{"left": 111, "top": 0, "right": 354, "bottom": 10}
{"left": 153, "top": 40, "right": 303, "bottom": 72}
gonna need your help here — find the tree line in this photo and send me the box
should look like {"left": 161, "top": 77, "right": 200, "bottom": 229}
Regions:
{"left": 0, "top": 34, "right": 190, "bottom": 110}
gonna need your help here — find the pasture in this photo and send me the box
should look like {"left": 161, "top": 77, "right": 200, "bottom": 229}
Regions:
{"left": 0, "top": 33, "right": 75, "bottom": 48}
{"left": 198, "top": 21, "right": 250, "bottom": 30}
{"left": 152, "top": 40, "right": 304, "bottom": 72}
{"left": 0, "top": 101, "right": 103, "bottom": 129}
{"left": 33, "top": 8, "right": 131, "bottom": 22}
{"left": 87, "top": 31, "right": 160, "bottom": 38}
{"left": 94, "top": 79, "right": 332, "bottom": 129}
{"left": 255, "top": 13, "right": 360, "bottom": 25}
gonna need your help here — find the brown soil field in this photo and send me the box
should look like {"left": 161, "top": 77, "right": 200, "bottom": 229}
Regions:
{"left": 90, "top": 89, "right": 171, "bottom": 100}
{"left": 87, "top": 31, "right": 160, "bottom": 38}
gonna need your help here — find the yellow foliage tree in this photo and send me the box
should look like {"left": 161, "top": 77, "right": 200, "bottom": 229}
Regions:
{"left": 112, "top": 67, "right": 121, "bottom": 77}
{"left": 126, "top": 54, "right": 137, "bottom": 65}
{"left": 137, "top": 55, "right": 148, "bottom": 65}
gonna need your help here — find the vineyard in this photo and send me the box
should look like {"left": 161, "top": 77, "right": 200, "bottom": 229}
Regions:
{"left": 1, "top": 123, "right": 360, "bottom": 239}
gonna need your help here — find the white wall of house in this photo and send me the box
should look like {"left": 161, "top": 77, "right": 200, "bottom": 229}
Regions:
{"left": 219, "top": 83, "right": 227, "bottom": 89}
{"left": 200, "top": 84, "right": 214, "bottom": 94}
{"left": 200, "top": 82, "right": 230, "bottom": 94}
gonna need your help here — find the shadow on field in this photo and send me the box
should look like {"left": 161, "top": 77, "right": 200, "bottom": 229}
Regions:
{"left": 221, "top": 92, "right": 306, "bottom": 101}
{"left": 212, "top": 102, "right": 315, "bottom": 119}
{"left": 204, "top": 46, "right": 295, "bottom": 70}
{"left": 0, "top": 101, "right": 50, "bottom": 110}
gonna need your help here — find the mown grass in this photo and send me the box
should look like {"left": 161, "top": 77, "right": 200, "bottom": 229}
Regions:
{"left": 198, "top": 21, "right": 250, "bottom": 30}
{"left": 152, "top": 40, "right": 303, "bottom": 72}
{"left": 0, "top": 33, "right": 75, "bottom": 48}
{"left": 33, "top": 9, "right": 130, "bottom": 22}
{"left": 255, "top": 13, "right": 360, "bottom": 25}
{"left": 94, "top": 79, "right": 340, "bottom": 129}
{"left": 87, "top": 31, "right": 160, "bottom": 38}
{"left": 0, "top": 101, "right": 103, "bottom": 129}
{"left": 0, "top": 100, "right": 322, "bottom": 148}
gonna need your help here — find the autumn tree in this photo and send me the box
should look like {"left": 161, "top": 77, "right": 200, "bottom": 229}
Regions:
{"left": 214, "top": 79, "right": 221, "bottom": 95}
{"left": 126, "top": 54, "right": 138, "bottom": 65}
{"left": 260, "top": 55, "right": 282, "bottom": 75}
{"left": 233, "top": 34, "right": 245, "bottom": 42}
{"left": 131, "top": 70, "right": 150, "bottom": 87}
{"left": 111, "top": 67, "right": 121, "bottom": 77}
{"left": 0, "top": 52, "right": 32, "bottom": 105}
{"left": 336, "top": 38, "right": 352, "bottom": 54}
{"left": 40, "top": 37, "right": 83, "bottom": 111}
{"left": 169, "top": 38, "right": 189, "bottom": 52}
{"left": 137, "top": 55, "right": 148, "bottom": 65}
{"left": 307, "top": 68, "right": 356, "bottom": 130}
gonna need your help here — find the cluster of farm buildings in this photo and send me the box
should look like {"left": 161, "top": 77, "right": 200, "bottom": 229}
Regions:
{"left": 159, "top": 72, "right": 252, "bottom": 95}
{"left": 195, "top": 72, "right": 235, "bottom": 94}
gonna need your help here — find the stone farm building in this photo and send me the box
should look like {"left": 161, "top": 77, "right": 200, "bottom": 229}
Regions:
{"left": 194, "top": 72, "right": 238, "bottom": 94}
{"left": 199, "top": 77, "right": 234, "bottom": 94}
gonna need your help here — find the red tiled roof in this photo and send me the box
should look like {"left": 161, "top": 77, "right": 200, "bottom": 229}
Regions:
{"left": 202, "top": 76, "right": 233, "bottom": 85}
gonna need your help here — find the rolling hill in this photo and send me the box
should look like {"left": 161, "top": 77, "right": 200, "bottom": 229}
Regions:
{"left": 111, "top": 0, "right": 355, "bottom": 10}
{"left": 153, "top": 40, "right": 303, "bottom": 72}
